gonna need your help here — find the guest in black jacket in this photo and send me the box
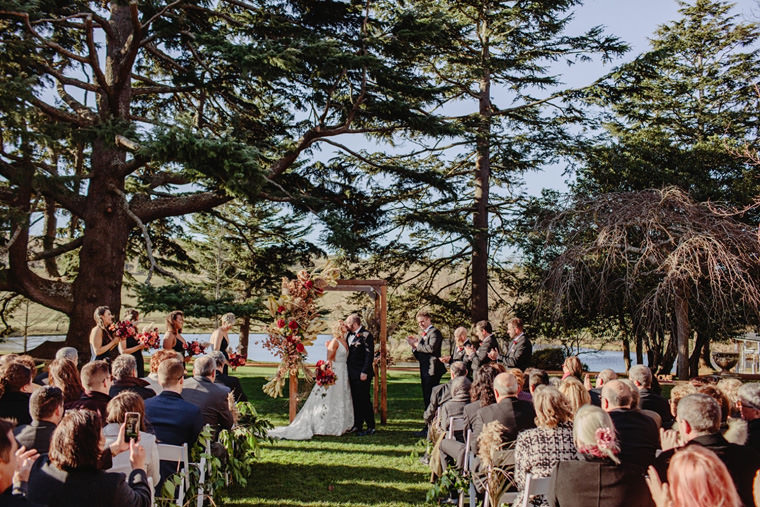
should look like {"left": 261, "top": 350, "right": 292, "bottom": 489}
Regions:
{"left": 68, "top": 361, "right": 112, "bottom": 423}
{"left": 738, "top": 382, "right": 760, "bottom": 453}
{"left": 108, "top": 355, "right": 155, "bottom": 401}
{"left": 14, "top": 386, "right": 64, "bottom": 455}
{"left": 630, "top": 365, "right": 674, "bottom": 429}
{"left": 654, "top": 393, "right": 760, "bottom": 507}
{"left": 587, "top": 368, "right": 617, "bottom": 407}
{"left": 0, "top": 362, "right": 33, "bottom": 425}
{"left": 208, "top": 351, "right": 248, "bottom": 402}
{"left": 0, "top": 419, "right": 39, "bottom": 506}
{"left": 28, "top": 409, "right": 150, "bottom": 507}
{"left": 442, "top": 327, "right": 474, "bottom": 379}
{"left": 407, "top": 310, "right": 446, "bottom": 413}
{"left": 470, "top": 320, "right": 500, "bottom": 377}
{"left": 602, "top": 379, "right": 659, "bottom": 473}
{"left": 548, "top": 404, "right": 653, "bottom": 507}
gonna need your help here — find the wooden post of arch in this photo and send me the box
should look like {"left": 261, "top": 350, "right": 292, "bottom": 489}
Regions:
{"left": 326, "top": 279, "right": 388, "bottom": 424}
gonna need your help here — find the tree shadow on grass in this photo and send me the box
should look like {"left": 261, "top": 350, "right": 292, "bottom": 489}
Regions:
{"left": 232, "top": 462, "right": 428, "bottom": 505}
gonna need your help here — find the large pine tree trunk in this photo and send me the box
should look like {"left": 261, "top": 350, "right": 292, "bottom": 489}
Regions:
{"left": 675, "top": 288, "right": 690, "bottom": 379}
{"left": 471, "top": 34, "right": 491, "bottom": 323}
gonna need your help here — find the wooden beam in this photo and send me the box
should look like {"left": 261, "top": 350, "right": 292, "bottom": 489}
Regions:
{"left": 380, "top": 284, "right": 388, "bottom": 424}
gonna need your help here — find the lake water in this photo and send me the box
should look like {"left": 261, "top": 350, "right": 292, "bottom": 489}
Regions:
{"left": 1, "top": 333, "right": 673, "bottom": 373}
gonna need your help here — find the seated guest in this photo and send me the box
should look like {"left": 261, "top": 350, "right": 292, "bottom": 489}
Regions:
{"left": 510, "top": 368, "right": 531, "bottom": 402}
{"left": 423, "top": 361, "right": 468, "bottom": 434}
{"left": 558, "top": 377, "right": 591, "bottom": 415}
{"left": 429, "top": 376, "right": 472, "bottom": 479}
{"left": 697, "top": 384, "right": 729, "bottom": 429}
{"left": 103, "top": 392, "right": 160, "bottom": 489}
{"left": 109, "top": 355, "right": 155, "bottom": 400}
{"left": 717, "top": 378, "right": 742, "bottom": 419}
{"left": 587, "top": 368, "right": 616, "bottom": 407}
{"left": 620, "top": 378, "right": 662, "bottom": 428}
{"left": 654, "top": 393, "right": 760, "bottom": 507}
{"left": 68, "top": 360, "right": 112, "bottom": 421}
{"left": 144, "top": 358, "right": 204, "bottom": 447}
{"left": 0, "top": 363, "right": 33, "bottom": 425}
{"left": 27, "top": 409, "right": 150, "bottom": 507}
{"left": 144, "top": 359, "right": 203, "bottom": 484}
{"left": 561, "top": 356, "right": 583, "bottom": 382}
{"left": 445, "top": 327, "right": 473, "bottom": 377}
{"left": 629, "top": 365, "right": 673, "bottom": 429}
{"left": 13, "top": 357, "right": 40, "bottom": 390}
{"left": 737, "top": 382, "right": 760, "bottom": 452}
{"left": 601, "top": 379, "right": 659, "bottom": 473}
{"left": 14, "top": 386, "right": 64, "bottom": 454}
{"left": 144, "top": 350, "right": 180, "bottom": 394}
{"left": 646, "top": 445, "right": 740, "bottom": 507}
{"left": 547, "top": 404, "right": 654, "bottom": 507}
{"left": 208, "top": 351, "right": 248, "bottom": 402}
{"left": 181, "top": 356, "right": 233, "bottom": 432}
{"left": 440, "top": 363, "right": 502, "bottom": 470}
{"left": 48, "top": 358, "right": 84, "bottom": 409}
{"left": 667, "top": 382, "right": 696, "bottom": 421}
{"left": 528, "top": 368, "right": 550, "bottom": 395}
{"left": 515, "top": 385, "right": 577, "bottom": 507}
{"left": 35, "top": 347, "right": 79, "bottom": 385}
{"left": 0, "top": 419, "right": 39, "bottom": 506}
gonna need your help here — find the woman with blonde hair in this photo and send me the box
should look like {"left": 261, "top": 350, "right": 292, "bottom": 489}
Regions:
{"left": 558, "top": 376, "right": 591, "bottom": 415}
{"left": 514, "top": 386, "right": 577, "bottom": 506}
{"left": 210, "top": 312, "right": 236, "bottom": 375}
{"left": 561, "top": 355, "right": 583, "bottom": 381}
{"left": 548, "top": 405, "right": 654, "bottom": 507}
{"left": 268, "top": 320, "right": 354, "bottom": 440}
{"left": 646, "top": 445, "right": 740, "bottom": 507}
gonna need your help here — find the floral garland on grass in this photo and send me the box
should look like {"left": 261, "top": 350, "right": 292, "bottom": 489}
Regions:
{"left": 262, "top": 264, "right": 339, "bottom": 398}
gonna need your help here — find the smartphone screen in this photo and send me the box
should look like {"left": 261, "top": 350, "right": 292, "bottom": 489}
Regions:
{"left": 124, "top": 412, "right": 140, "bottom": 442}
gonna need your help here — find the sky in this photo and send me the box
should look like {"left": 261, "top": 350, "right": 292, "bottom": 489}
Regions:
{"left": 520, "top": 0, "right": 759, "bottom": 195}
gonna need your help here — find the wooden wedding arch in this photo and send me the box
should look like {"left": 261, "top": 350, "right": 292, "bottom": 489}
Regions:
{"left": 286, "top": 279, "right": 388, "bottom": 423}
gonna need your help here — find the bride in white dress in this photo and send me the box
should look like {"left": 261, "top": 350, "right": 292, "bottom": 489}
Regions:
{"left": 268, "top": 321, "right": 354, "bottom": 440}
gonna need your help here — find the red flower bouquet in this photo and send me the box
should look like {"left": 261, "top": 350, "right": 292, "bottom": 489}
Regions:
{"left": 136, "top": 327, "right": 161, "bottom": 349}
{"left": 184, "top": 340, "right": 206, "bottom": 356}
{"left": 315, "top": 360, "right": 336, "bottom": 388}
{"left": 112, "top": 321, "right": 138, "bottom": 340}
{"left": 228, "top": 352, "right": 247, "bottom": 369}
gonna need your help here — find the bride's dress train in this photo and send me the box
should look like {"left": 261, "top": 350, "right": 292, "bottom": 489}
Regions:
{"left": 268, "top": 341, "right": 354, "bottom": 440}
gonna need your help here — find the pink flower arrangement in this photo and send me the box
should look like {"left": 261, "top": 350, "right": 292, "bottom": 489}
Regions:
{"left": 228, "top": 352, "right": 247, "bottom": 369}
{"left": 184, "top": 340, "right": 206, "bottom": 356}
{"left": 136, "top": 327, "right": 161, "bottom": 349}
{"left": 109, "top": 321, "right": 137, "bottom": 339}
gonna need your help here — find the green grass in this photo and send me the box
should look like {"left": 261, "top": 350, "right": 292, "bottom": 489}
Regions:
{"left": 223, "top": 366, "right": 434, "bottom": 506}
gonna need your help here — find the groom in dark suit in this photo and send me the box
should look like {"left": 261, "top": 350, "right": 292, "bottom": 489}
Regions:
{"left": 346, "top": 313, "right": 376, "bottom": 436}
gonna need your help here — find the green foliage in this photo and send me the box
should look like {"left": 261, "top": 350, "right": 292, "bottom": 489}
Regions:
{"left": 532, "top": 348, "right": 566, "bottom": 371}
{"left": 218, "top": 402, "right": 274, "bottom": 487}
{"left": 426, "top": 466, "right": 469, "bottom": 504}
{"left": 135, "top": 282, "right": 263, "bottom": 320}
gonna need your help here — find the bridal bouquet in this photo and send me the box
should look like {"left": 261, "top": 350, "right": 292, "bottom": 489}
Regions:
{"left": 314, "top": 360, "right": 336, "bottom": 388}
{"left": 185, "top": 340, "right": 206, "bottom": 356}
{"left": 262, "top": 262, "right": 339, "bottom": 398}
{"left": 228, "top": 352, "right": 247, "bottom": 369}
{"left": 136, "top": 327, "right": 161, "bottom": 349}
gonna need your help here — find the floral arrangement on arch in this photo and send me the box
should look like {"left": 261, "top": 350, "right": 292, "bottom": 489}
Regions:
{"left": 262, "top": 263, "right": 339, "bottom": 398}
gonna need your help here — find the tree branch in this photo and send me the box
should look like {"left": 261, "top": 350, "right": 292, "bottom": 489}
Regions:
{"left": 132, "top": 191, "right": 232, "bottom": 222}
{"left": 29, "top": 237, "right": 84, "bottom": 261}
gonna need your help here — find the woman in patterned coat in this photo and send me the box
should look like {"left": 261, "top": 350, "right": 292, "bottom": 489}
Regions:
{"left": 514, "top": 385, "right": 578, "bottom": 506}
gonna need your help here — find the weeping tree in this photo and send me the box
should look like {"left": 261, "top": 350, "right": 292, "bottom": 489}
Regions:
{"left": 537, "top": 187, "right": 760, "bottom": 378}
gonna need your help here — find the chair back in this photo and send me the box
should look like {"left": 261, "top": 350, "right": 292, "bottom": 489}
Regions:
{"left": 448, "top": 416, "right": 466, "bottom": 439}
{"left": 156, "top": 442, "right": 189, "bottom": 506}
{"left": 520, "top": 473, "right": 552, "bottom": 507}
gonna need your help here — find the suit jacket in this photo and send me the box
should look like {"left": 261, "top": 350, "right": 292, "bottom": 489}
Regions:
{"left": 413, "top": 326, "right": 446, "bottom": 378}
{"left": 548, "top": 459, "right": 654, "bottom": 507}
{"left": 589, "top": 387, "right": 602, "bottom": 407}
{"left": 470, "top": 334, "right": 500, "bottom": 377}
{"left": 0, "top": 391, "right": 31, "bottom": 426}
{"left": 439, "top": 397, "right": 470, "bottom": 433}
{"left": 747, "top": 418, "right": 760, "bottom": 454}
{"left": 638, "top": 388, "right": 673, "bottom": 429}
{"left": 347, "top": 326, "right": 374, "bottom": 381}
{"left": 109, "top": 377, "right": 156, "bottom": 401}
{"left": 27, "top": 457, "right": 150, "bottom": 507}
{"left": 608, "top": 408, "right": 659, "bottom": 472}
{"left": 502, "top": 333, "right": 532, "bottom": 370}
{"left": 450, "top": 346, "right": 473, "bottom": 378}
{"left": 180, "top": 376, "right": 233, "bottom": 431}
{"left": 68, "top": 391, "right": 111, "bottom": 423}
{"left": 424, "top": 382, "right": 451, "bottom": 425}
{"left": 14, "top": 420, "right": 57, "bottom": 455}
{"left": 654, "top": 433, "right": 760, "bottom": 507}
{"left": 470, "top": 397, "right": 536, "bottom": 455}
{"left": 216, "top": 373, "right": 248, "bottom": 402}
{"left": 144, "top": 390, "right": 204, "bottom": 447}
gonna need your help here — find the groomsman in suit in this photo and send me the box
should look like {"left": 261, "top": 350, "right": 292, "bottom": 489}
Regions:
{"left": 489, "top": 317, "right": 532, "bottom": 370}
{"left": 407, "top": 311, "right": 446, "bottom": 436}
{"left": 470, "top": 320, "right": 500, "bottom": 377}
{"left": 346, "top": 314, "right": 376, "bottom": 436}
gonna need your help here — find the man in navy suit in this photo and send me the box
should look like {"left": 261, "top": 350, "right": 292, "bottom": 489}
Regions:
{"left": 346, "top": 314, "right": 376, "bottom": 436}
{"left": 144, "top": 359, "right": 204, "bottom": 484}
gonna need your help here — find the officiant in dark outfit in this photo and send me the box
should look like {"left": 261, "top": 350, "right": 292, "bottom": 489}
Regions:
{"left": 408, "top": 310, "right": 446, "bottom": 436}
{"left": 346, "top": 314, "right": 376, "bottom": 436}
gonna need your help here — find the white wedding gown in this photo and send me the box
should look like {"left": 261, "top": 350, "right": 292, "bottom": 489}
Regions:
{"left": 268, "top": 340, "right": 354, "bottom": 440}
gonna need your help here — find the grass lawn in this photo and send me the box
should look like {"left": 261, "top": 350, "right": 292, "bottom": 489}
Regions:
{"left": 223, "top": 366, "right": 434, "bottom": 506}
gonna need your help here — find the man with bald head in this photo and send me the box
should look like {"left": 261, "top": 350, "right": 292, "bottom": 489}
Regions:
{"left": 602, "top": 379, "right": 659, "bottom": 472}
{"left": 588, "top": 368, "right": 616, "bottom": 406}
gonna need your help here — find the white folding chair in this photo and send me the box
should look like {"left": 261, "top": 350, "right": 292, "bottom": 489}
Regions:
{"left": 519, "top": 473, "right": 552, "bottom": 507}
{"left": 196, "top": 435, "right": 214, "bottom": 507}
{"left": 156, "top": 443, "right": 189, "bottom": 506}
{"left": 148, "top": 477, "right": 154, "bottom": 507}
{"left": 448, "top": 416, "right": 467, "bottom": 439}
{"left": 457, "top": 429, "right": 473, "bottom": 507}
